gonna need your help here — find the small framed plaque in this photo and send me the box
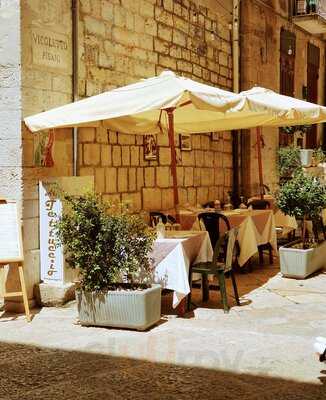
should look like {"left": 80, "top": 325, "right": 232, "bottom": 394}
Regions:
{"left": 144, "top": 134, "right": 158, "bottom": 160}
{"left": 211, "top": 132, "right": 219, "bottom": 141}
{"left": 180, "top": 134, "right": 191, "bottom": 151}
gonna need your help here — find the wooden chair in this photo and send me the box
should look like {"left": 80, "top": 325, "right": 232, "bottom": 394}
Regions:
{"left": 247, "top": 200, "right": 273, "bottom": 264}
{"left": 188, "top": 228, "right": 240, "bottom": 313}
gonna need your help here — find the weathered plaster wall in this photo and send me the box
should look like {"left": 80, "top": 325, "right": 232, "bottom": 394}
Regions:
{"left": 241, "top": 0, "right": 326, "bottom": 196}
{"left": 0, "top": 0, "right": 22, "bottom": 204}
{"left": 20, "top": 0, "right": 74, "bottom": 302}
{"left": 0, "top": 0, "right": 22, "bottom": 299}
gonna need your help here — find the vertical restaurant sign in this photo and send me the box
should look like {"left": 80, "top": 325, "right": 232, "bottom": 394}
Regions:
{"left": 39, "top": 181, "right": 64, "bottom": 283}
{"left": 31, "top": 28, "right": 70, "bottom": 70}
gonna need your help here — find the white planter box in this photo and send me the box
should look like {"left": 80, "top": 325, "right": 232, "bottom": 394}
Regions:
{"left": 300, "top": 149, "right": 314, "bottom": 167}
{"left": 76, "top": 284, "right": 161, "bottom": 331}
{"left": 279, "top": 241, "right": 324, "bottom": 279}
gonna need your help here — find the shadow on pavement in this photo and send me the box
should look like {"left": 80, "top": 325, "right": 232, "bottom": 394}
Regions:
{"left": 0, "top": 340, "right": 325, "bottom": 399}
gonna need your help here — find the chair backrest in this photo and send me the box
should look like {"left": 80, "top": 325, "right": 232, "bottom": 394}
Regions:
{"left": 198, "top": 212, "right": 230, "bottom": 248}
{"left": 225, "top": 228, "right": 239, "bottom": 272}
{"left": 202, "top": 201, "right": 215, "bottom": 208}
{"left": 211, "top": 227, "right": 238, "bottom": 273}
{"left": 247, "top": 199, "right": 270, "bottom": 210}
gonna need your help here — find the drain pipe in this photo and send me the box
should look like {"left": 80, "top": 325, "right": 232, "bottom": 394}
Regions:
{"left": 232, "top": 0, "right": 240, "bottom": 94}
{"left": 231, "top": 0, "right": 241, "bottom": 207}
{"left": 72, "top": 0, "right": 79, "bottom": 176}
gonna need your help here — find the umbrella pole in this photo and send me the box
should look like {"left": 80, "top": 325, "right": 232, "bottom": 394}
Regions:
{"left": 256, "top": 127, "right": 264, "bottom": 200}
{"left": 166, "top": 108, "right": 180, "bottom": 222}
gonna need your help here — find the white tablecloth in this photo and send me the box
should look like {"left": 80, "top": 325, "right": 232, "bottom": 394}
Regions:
{"left": 151, "top": 231, "right": 213, "bottom": 308}
{"left": 274, "top": 209, "right": 298, "bottom": 236}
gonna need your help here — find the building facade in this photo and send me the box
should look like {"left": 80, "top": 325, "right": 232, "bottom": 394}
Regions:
{"left": 240, "top": 0, "right": 326, "bottom": 195}
{"left": 0, "top": 0, "right": 325, "bottom": 308}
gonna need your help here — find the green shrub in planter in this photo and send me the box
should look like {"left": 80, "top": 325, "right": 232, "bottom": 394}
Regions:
{"left": 55, "top": 194, "right": 161, "bottom": 329}
{"left": 55, "top": 193, "right": 156, "bottom": 291}
{"left": 277, "top": 146, "right": 301, "bottom": 178}
{"left": 277, "top": 172, "right": 326, "bottom": 248}
{"left": 313, "top": 147, "right": 326, "bottom": 165}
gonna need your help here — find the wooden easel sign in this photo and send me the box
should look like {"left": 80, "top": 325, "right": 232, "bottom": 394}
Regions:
{"left": 0, "top": 200, "right": 31, "bottom": 321}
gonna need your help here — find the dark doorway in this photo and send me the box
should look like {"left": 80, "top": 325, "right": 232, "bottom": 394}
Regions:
{"left": 279, "top": 28, "right": 296, "bottom": 146}
{"left": 306, "top": 43, "right": 320, "bottom": 149}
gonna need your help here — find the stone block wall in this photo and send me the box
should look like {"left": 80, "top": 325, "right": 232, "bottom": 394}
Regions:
{"left": 78, "top": 128, "right": 233, "bottom": 211}
{"left": 76, "top": 0, "right": 234, "bottom": 210}
{"left": 78, "top": 0, "right": 233, "bottom": 95}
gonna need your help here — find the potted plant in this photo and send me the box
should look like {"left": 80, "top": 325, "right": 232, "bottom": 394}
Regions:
{"left": 277, "top": 145, "right": 301, "bottom": 180}
{"left": 55, "top": 193, "right": 161, "bottom": 330}
{"left": 280, "top": 126, "right": 314, "bottom": 167}
{"left": 313, "top": 147, "right": 326, "bottom": 166}
{"left": 300, "top": 148, "right": 314, "bottom": 167}
{"left": 277, "top": 172, "right": 326, "bottom": 278}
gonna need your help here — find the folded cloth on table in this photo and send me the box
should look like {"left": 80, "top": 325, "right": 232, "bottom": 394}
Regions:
{"left": 314, "top": 337, "right": 326, "bottom": 362}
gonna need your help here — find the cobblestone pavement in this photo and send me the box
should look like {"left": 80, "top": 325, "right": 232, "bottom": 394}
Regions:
{"left": 0, "top": 262, "right": 326, "bottom": 399}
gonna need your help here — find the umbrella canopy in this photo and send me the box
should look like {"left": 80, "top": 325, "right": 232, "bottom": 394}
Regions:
{"left": 239, "top": 86, "right": 326, "bottom": 127}
{"left": 25, "top": 71, "right": 276, "bottom": 134}
{"left": 24, "top": 74, "right": 326, "bottom": 212}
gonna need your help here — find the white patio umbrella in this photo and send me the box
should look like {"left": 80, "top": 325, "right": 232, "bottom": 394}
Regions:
{"left": 25, "top": 71, "right": 276, "bottom": 217}
{"left": 24, "top": 73, "right": 326, "bottom": 213}
{"left": 239, "top": 87, "right": 326, "bottom": 198}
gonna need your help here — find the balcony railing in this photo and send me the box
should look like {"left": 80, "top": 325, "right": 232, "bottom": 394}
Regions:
{"left": 293, "top": 1, "right": 326, "bottom": 34}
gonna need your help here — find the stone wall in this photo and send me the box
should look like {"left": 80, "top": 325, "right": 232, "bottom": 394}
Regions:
{"left": 78, "top": 0, "right": 233, "bottom": 95}
{"left": 240, "top": 0, "right": 326, "bottom": 196}
{"left": 78, "top": 128, "right": 232, "bottom": 211}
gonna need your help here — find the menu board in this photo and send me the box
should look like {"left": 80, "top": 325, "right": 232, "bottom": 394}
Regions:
{"left": 39, "top": 181, "right": 64, "bottom": 283}
{"left": 0, "top": 202, "right": 23, "bottom": 263}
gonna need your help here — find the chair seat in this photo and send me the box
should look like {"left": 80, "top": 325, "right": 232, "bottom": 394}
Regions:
{"left": 191, "top": 261, "right": 224, "bottom": 274}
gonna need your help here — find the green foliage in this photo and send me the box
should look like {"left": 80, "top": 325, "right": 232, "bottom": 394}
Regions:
{"left": 277, "top": 172, "right": 326, "bottom": 221}
{"left": 55, "top": 193, "right": 156, "bottom": 292}
{"left": 313, "top": 147, "right": 326, "bottom": 164}
{"left": 277, "top": 146, "right": 301, "bottom": 177}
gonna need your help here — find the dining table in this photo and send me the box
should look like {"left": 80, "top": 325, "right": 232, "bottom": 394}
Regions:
{"left": 248, "top": 195, "right": 297, "bottom": 236}
{"left": 166, "top": 207, "right": 277, "bottom": 267}
{"left": 150, "top": 230, "right": 213, "bottom": 308}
